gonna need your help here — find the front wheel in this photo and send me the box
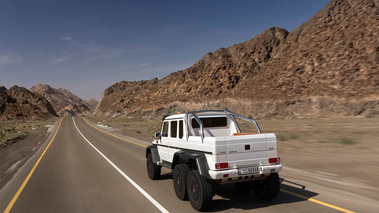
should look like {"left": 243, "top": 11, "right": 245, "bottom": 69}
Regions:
{"left": 146, "top": 153, "right": 161, "bottom": 180}
{"left": 253, "top": 173, "right": 280, "bottom": 200}
{"left": 187, "top": 170, "right": 213, "bottom": 211}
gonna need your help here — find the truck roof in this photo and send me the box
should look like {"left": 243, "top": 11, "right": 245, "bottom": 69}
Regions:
{"left": 164, "top": 114, "right": 186, "bottom": 120}
{"left": 164, "top": 111, "right": 231, "bottom": 120}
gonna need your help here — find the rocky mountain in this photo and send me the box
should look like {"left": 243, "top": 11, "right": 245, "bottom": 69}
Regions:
{"left": 95, "top": 0, "right": 379, "bottom": 119}
{"left": 30, "top": 84, "right": 98, "bottom": 117}
{"left": 0, "top": 86, "right": 57, "bottom": 120}
{"left": 86, "top": 99, "right": 99, "bottom": 111}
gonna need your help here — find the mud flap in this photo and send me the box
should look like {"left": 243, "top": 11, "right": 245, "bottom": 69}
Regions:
{"left": 196, "top": 155, "right": 212, "bottom": 180}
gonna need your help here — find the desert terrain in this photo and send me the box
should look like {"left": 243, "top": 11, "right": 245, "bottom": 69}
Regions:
{"left": 0, "top": 118, "right": 58, "bottom": 190}
{"left": 0, "top": 0, "right": 378, "bottom": 211}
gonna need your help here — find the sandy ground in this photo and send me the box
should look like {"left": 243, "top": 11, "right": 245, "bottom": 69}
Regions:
{"left": 257, "top": 118, "right": 379, "bottom": 201}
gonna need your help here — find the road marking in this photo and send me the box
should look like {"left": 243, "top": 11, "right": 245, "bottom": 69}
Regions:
{"left": 4, "top": 118, "right": 63, "bottom": 213}
{"left": 280, "top": 189, "right": 356, "bottom": 213}
{"left": 317, "top": 171, "right": 339, "bottom": 176}
{"left": 72, "top": 117, "right": 169, "bottom": 213}
{"left": 82, "top": 117, "right": 147, "bottom": 148}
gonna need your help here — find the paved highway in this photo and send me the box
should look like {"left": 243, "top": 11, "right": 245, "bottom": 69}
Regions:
{"left": 0, "top": 117, "right": 378, "bottom": 212}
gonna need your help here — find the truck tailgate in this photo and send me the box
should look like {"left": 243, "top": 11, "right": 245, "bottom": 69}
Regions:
{"left": 225, "top": 133, "right": 276, "bottom": 167}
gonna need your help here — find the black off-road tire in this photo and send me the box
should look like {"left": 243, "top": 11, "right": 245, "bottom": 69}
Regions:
{"left": 253, "top": 173, "right": 280, "bottom": 200}
{"left": 187, "top": 170, "right": 213, "bottom": 211}
{"left": 147, "top": 153, "right": 161, "bottom": 180}
{"left": 173, "top": 164, "right": 190, "bottom": 200}
{"left": 234, "top": 181, "right": 254, "bottom": 191}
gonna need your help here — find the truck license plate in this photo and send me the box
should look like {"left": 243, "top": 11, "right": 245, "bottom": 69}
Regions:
{"left": 238, "top": 167, "right": 259, "bottom": 175}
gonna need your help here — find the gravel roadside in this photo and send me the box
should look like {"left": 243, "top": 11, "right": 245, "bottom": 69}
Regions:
{"left": 0, "top": 118, "right": 58, "bottom": 190}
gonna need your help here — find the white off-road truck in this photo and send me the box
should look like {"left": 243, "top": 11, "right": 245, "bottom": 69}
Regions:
{"left": 146, "top": 110, "right": 282, "bottom": 211}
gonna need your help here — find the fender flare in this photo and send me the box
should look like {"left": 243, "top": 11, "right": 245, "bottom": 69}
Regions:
{"left": 172, "top": 151, "right": 212, "bottom": 180}
{"left": 146, "top": 145, "right": 160, "bottom": 164}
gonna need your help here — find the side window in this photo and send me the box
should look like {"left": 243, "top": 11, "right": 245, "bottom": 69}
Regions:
{"left": 162, "top": 122, "right": 169, "bottom": 137}
{"left": 171, "top": 121, "right": 177, "bottom": 138}
{"left": 179, "top": 120, "right": 183, "bottom": 139}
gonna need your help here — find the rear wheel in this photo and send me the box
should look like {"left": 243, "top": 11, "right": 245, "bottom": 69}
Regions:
{"left": 187, "top": 170, "right": 213, "bottom": 211}
{"left": 173, "top": 164, "right": 190, "bottom": 200}
{"left": 146, "top": 153, "right": 161, "bottom": 180}
{"left": 253, "top": 173, "right": 280, "bottom": 200}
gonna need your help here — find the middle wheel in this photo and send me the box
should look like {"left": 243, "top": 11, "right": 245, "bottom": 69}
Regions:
{"left": 173, "top": 164, "right": 190, "bottom": 200}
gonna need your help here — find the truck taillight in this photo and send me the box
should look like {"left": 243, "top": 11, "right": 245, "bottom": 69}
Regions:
{"left": 215, "top": 163, "right": 228, "bottom": 169}
{"left": 269, "top": 157, "right": 281, "bottom": 164}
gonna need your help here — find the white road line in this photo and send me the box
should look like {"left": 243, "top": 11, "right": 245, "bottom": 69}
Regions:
{"left": 317, "top": 171, "right": 338, "bottom": 177}
{"left": 72, "top": 117, "right": 169, "bottom": 213}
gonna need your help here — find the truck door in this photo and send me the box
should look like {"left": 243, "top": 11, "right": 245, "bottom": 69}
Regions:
{"left": 168, "top": 120, "right": 177, "bottom": 161}
{"left": 159, "top": 121, "right": 170, "bottom": 162}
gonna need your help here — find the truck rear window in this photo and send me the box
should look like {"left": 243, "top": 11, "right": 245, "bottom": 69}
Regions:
{"left": 192, "top": 117, "right": 227, "bottom": 128}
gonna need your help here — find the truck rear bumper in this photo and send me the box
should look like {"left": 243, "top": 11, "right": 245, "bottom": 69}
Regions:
{"left": 208, "top": 164, "right": 282, "bottom": 183}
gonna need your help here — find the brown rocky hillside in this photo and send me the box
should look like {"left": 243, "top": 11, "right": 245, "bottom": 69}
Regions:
{"left": 0, "top": 86, "right": 57, "bottom": 120}
{"left": 86, "top": 99, "right": 99, "bottom": 111}
{"left": 30, "top": 84, "right": 98, "bottom": 117}
{"left": 95, "top": 0, "right": 379, "bottom": 119}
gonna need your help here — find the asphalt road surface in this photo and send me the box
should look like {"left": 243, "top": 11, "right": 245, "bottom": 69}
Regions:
{"left": 1, "top": 117, "right": 378, "bottom": 212}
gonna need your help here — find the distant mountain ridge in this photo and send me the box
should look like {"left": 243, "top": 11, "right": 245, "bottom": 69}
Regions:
{"left": 0, "top": 86, "right": 57, "bottom": 120}
{"left": 30, "top": 84, "right": 98, "bottom": 117}
{"left": 95, "top": 0, "right": 379, "bottom": 119}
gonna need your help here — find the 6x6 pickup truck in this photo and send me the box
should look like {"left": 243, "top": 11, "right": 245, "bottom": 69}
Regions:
{"left": 146, "top": 110, "right": 282, "bottom": 211}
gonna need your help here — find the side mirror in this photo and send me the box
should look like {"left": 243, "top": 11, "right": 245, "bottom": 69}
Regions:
{"left": 154, "top": 132, "right": 161, "bottom": 138}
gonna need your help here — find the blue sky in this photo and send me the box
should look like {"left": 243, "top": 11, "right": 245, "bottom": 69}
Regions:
{"left": 0, "top": 0, "right": 330, "bottom": 101}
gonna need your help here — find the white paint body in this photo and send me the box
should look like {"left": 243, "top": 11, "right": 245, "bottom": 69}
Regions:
{"left": 153, "top": 111, "right": 282, "bottom": 183}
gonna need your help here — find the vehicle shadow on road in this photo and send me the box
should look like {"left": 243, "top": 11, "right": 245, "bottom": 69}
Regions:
{"left": 157, "top": 172, "right": 173, "bottom": 181}
{"left": 208, "top": 178, "right": 318, "bottom": 212}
